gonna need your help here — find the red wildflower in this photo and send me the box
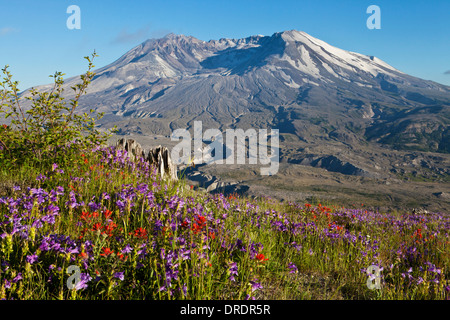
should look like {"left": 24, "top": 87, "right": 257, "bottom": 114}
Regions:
{"left": 196, "top": 215, "right": 207, "bottom": 226}
{"left": 103, "top": 209, "right": 112, "bottom": 220}
{"left": 105, "top": 221, "right": 117, "bottom": 235}
{"left": 255, "top": 253, "right": 269, "bottom": 262}
{"left": 181, "top": 221, "right": 189, "bottom": 228}
{"left": 134, "top": 227, "right": 147, "bottom": 239}
{"left": 100, "top": 247, "right": 114, "bottom": 256}
{"left": 208, "top": 232, "right": 216, "bottom": 240}
{"left": 92, "top": 222, "right": 102, "bottom": 231}
{"left": 80, "top": 211, "right": 90, "bottom": 221}
{"left": 117, "top": 253, "right": 127, "bottom": 261}
{"left": 78, "top": 252, "right": 88, "bottom": 260}
{"left": 191, "top": 223, "right": 202, "bottom": 234}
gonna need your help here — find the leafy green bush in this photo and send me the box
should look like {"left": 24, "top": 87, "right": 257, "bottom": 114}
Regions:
{"left": 0, "top": 51, "right": 115, "bottom": 170}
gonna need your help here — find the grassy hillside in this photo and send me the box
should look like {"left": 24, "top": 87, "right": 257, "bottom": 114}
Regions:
{"left": 0, "top": 144, "right": 449, "bottom": 300}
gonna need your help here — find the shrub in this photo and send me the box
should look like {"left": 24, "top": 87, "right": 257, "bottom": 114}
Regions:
{"left": 0, "top": 51, "right": 115, "bottom": 170}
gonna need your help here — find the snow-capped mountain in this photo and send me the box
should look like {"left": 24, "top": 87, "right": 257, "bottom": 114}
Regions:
{"left": 22, "top": 30, "right": 450, "bottom": 155}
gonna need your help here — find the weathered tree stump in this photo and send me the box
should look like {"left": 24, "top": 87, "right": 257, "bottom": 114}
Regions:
{"left": 115, "top": 138, "right": 177, "bottom": 181}
{"left": 116, "top": 138, "right": 145, "bottom": 163}
{"left": 147, "top": 145, "right": 178, "bottom": 181}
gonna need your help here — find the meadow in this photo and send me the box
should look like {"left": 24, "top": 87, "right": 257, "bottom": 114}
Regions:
{"left": 0, "top": 143, "right": 449, "bottom": 300}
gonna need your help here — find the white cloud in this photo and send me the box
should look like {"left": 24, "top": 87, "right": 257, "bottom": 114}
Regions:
{"left": 0, "top": 27, "right": 19, "bottom": 36}
{"left": 111, "top": 26, "right": 152, "bottom": 44}
{"left": 110, "top": 25, "right": 172, "bottom": 44}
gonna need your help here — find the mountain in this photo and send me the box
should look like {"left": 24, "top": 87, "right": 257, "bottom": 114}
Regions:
{"left": 18, "top": 30, "right": 450, "bottom": 210}
{"left": 38, "top": 30, "right": 449, "bottom": 152}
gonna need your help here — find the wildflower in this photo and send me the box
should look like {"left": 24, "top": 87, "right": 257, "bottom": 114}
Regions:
{"left": 26, "top": 254, "right": 38, "bottom": 265}
{"left": 103, "top": 209, "right": 112, "bottom": 219}
{"left": 12, "top": 273, "right": 22, "bottom": 283}
{"left": 249, "top": 280, "right": 263, "bottom": 292}
{"left": 255, "top": 253, "right": 268, "bottom": 263}
{"left": 105, "top": 221, "right": 117, "bottom": 235}
{"left": 80, "top": 211, "right": 90, "bottom": 222}
{"left": 75, "top": 273, "right": 92, "bottom": 290}
{"left": 288, "top": 262, "right": 298, "bottom": 274}
{"left": 117, "top": 253, "right": 127, "bottom": 261}
{"left": 92, "top": 222, "right": 102, "bottom": 231}
{"left": 181, "top": 221, "right": 189, "bottom": 228}
{"left": 55, "top": 186, "right": 64, "bottom": 195}
{"left": 196, "top": 215, "right": 207, "bottom": 226}
{"left": 78, "top": 252, "right": 88, "bottom": 260}
{"left": 134, "top": 227, "right": 147, "bottom": 239}
{"left": 36, "top": 174, "right": 47, "bottom": 182}
{"left": 101, "top": 192, "right": 111, "bottom": 201}
{"left": 228, "top": 262, "right": 238, "bottom": 281}
{"left": 100, "top": 247, "right": 114, "bottom": 257}
{"left": 113, "top": 272, "right": 125, "bottom": 281}
{"left": 121, "top": 244, "right": 133, "bottom": 254}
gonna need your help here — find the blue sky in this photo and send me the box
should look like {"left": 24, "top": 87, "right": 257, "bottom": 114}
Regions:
{"left": 1, "top": 0, "right": 449, "bottom": 90}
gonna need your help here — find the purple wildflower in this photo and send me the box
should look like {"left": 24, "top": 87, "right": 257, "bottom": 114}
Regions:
{"left": 228, "top": 262, "right": 238, "bottom": 281}
{"left": 114, "top": 272, "right": 125, "bottom": 281}
{"left": 288, "top": 262, "right": 298, "bottom": 274}
{"left": 12, "top": 273, "right": 22, "bottom": 283}
{"left": 26, "top": 254, "right": 38, "bottom": 264}
{"left": 250, "top": 280, "right": 263, "bottom": 292}
{"left": 75, "top": 273, "right": 92, "bottom": 290}
{"left": 36, "top": 174, "right": 47, "bottom": 182}
{"left": 121, "top": 244, "right": 133, "bottom": 254}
